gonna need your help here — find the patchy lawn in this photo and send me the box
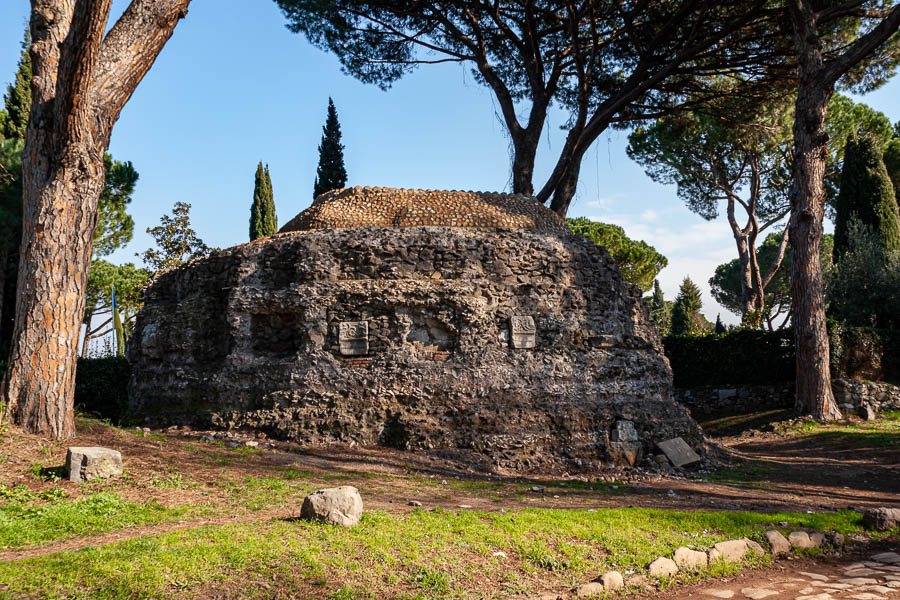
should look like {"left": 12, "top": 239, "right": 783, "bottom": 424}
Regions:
{"left": 0, "top": 506, "right": 873, "bottom": 599}
{"left": 1, "top": 412, "right": 899, "bottom": 599}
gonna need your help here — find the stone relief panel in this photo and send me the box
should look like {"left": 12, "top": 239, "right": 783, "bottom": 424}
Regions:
{"left": 338, "top": 321, "right": 369, "bottom": 356}
{"left": 509, "top": 315, "right": 536, "bottom": 349}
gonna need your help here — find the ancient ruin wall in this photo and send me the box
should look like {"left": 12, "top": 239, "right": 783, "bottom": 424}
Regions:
{"left": 279, "top": 187, "right": 571, "bottom": 233}
{"left": 128, "top": 226, "right": 702, "bottom": 472}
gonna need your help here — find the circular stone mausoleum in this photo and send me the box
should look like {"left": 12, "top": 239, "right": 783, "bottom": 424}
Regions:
{"left": 128, "top": 187, "right": 703, "bottom": 472}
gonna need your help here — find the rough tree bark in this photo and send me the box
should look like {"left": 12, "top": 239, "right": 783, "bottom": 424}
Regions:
{"left": 787, "top": 0, "right": 900, "bottom": 420}
{"left": 2, "top": 0, "right": 192, "bottom": 438}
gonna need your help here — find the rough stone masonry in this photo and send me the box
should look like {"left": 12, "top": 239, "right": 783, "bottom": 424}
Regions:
{"left": 128, "top": 187, "right": 703, "bottom": 472}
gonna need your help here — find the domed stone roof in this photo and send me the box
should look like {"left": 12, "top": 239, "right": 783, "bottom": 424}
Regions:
{"left": 279, "top": 186, "right": 569, "bottom": 234}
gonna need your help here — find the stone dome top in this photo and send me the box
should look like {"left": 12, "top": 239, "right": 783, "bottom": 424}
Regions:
{"left": 279, "top": 186, "right": 569, "bottom": 234}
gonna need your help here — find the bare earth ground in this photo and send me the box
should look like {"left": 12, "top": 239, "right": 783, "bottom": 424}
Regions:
{"left": 0, "top": 410, "right": 898, "bottom": 595}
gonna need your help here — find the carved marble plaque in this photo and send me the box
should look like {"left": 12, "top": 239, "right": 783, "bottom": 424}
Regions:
{"left": 509, "top": 315, "right": 536, "bottom": 349}
{"left": 338, "top": 321, "right": 369, "bottom": 356}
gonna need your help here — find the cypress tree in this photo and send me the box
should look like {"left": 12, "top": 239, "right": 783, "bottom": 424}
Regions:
{"left": 714, "top": 314, "right": 726, "bottom": 334}
{"left": 313, "top": 97, "right": 347, "bottom": 199}
{"left": 670, "top": 277, "right": 703, "bottom": 336}
{"left": 0, "top": 31, "right": 32, "bottom": 141}
{"left": 250, "top": 162, "right": 277, "bottom": 240}
{"left": 834, "top": 135, "right": 900, "bottom": 261}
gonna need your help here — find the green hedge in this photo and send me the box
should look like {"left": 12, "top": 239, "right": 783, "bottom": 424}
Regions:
{"left": 74, "top": 357, "right": 131, "bottom": 423}
{"left": 663, "top": 329, "right": 795, "bottom": 388}
{"left": 664, "top": 325, "right": 900, "bottom": 388}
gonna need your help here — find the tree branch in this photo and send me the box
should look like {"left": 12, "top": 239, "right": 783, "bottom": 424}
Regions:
{"left": 90, "top": 0, "right": 192, "bottom": 137}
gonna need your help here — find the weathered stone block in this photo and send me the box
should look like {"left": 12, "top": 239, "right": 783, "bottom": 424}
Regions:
{"left": 656, "top": 437, "right": 700, "bottom": 468}
{"left": 708, "top": 539, "right": 749, "bottom": 563}
{"left": 300, "top": 486, "right": 363, "bottom": 527}
{"left": 648, "top": 557, "right": 678, "bottom": 578}
{"left": 608, "top": 441, "right": 643, "bottom": 467}
{"left": 509, "top": 315, "right": 536, "bottom": 349}
{"left": 765, "top": 530, "right": 791, "bottom": 556}
{"left": 787, "top": 531, "right": 814, "bottom": 548}
{"left": 674, "top": 547, "right": 708, "bottom": 570}
{"left": 863, "top": 507, "right": 900, "bottom": 531}
{"left": 611, "top": 420, "right": 639, "bottom": 442}
{"left": 338, "top": 321, "right": 368, "bottom": 356}
{"left": 65, "top": 447, "right": 123, "bottom": 483}
{"left": 600, "top": 571, "right": 624, "bottom": 591}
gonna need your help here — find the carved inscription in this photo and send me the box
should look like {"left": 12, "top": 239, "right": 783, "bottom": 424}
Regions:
{"left": 338, "top": 321, "right": 369, "bottom": 356}
{"left": 509, "top": 315, "right": 536, "bottom": 349}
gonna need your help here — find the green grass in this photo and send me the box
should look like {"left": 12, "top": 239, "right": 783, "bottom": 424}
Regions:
{"left": 0, "top": 485, "right": 191, "bottom": 549}
{"left": 778, "top": 411, "right": 900, "bottom": 448}
{"left": 0, "top": 506, "right": 873, "bottom": 599}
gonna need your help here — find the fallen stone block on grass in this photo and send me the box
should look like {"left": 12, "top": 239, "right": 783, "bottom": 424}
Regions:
{"left": 863, "top": 507, "right": 900, "bottom": 531}
{"left": 65, "top": 447, "right": 123, "bottom": 483}
{"left": 649, "top": 556, "right": 678, "bottom": 578}
{"left": 809, "top": 532, "right": 825, "bottom": 547}
{"left": 674, "top": 547, "right": 708, "bottom": 570}
{"left": 765, "top": 530, "right": 791, "bottom": 555}
{"left": 300, "top": 486, "right": 363, "bottom": 527}
{"left": 708, "top": 539, "right": 749, "bottom": 563}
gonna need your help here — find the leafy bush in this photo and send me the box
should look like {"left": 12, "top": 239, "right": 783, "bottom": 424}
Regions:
{"left": 74, "top": 356, "right": 131, "bottom": 423}
{"left": 828, "top": 216, "right": 900, "bottom": 329}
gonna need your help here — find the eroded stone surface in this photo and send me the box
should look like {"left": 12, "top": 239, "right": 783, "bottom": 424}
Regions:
{"left": 129, "top": 219, "right": 702, "bottom": 472}
{"left": 649, "top": 557, "right": 679, "bottom": 578}
{"left": 600, "top": 571, "right": 624, "bottom": 591}
{"left": 65, "top": 447, "right": 122, "bottom": 483}
{"left": 766, "top": 530, "right": 791, "bottom": 556}
{"left": 300, "top": 486, "right": 363, "bottom": 527}
{"left": 790, "top": 532, "right": 815, "bottom": 549}
{"left": 710, "top": 539, "right": 750, "bottom": 563}
{"left": 674, "top": 546, "right": 709, "bottom": 570}
{"left": 863, "top": 508, "right": 900, "bottom": 531}
{"left": 657, "top": 437, "right": 701, "bottom": 467}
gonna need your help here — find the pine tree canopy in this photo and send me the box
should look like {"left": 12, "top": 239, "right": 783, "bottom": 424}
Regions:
{"left": 834, "top": 135, "right": 900, "bottom": 261}
{"left": 313, "top": 97, "right": 347, "bottom": 199}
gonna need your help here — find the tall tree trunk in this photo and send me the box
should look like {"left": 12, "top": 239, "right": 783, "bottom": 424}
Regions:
{"left": 82, "top": 313, "right": 93, "bottom": 358}
{"left": 5, "top": 149, "right": 104, "bottom": 438}
{"left": 785, "top": 0, "right": 900, "bottom": 420}
{"left": 2, "top": 0, "right": 192, "bottom": 438}
{"left": 788, "top": 4, "right": 840, "bottom": 421}
{"left": 0, "top": 239, "right": 9, "bottom": 349}
{"left": 511, "top": 132, "right": 539, "bottom": 196}
{"left": 548, "top": 155, "right": 583, "bottom": 217}
{"left": 735, "top": 235, "right": 755, "bottom": 317}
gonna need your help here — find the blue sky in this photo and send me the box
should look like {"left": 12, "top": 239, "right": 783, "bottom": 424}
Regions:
{"left": 2, "top": 1, "right": 899, "bottom": 325}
